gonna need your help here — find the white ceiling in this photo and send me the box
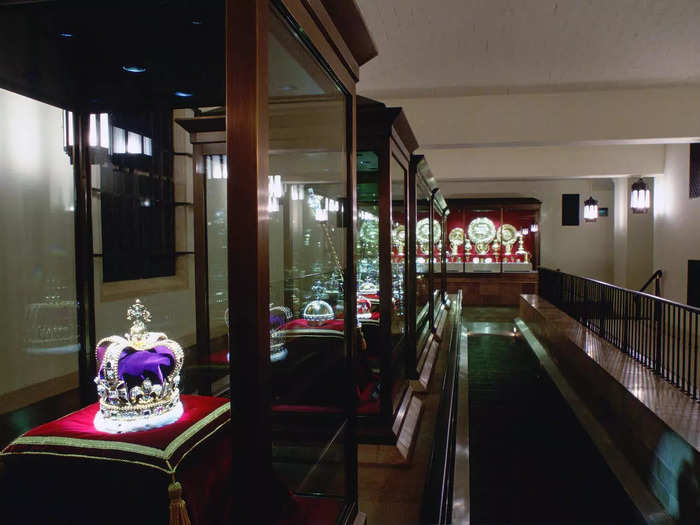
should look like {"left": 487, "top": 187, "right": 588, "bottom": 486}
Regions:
{"left": 356, "top": 0, "right": 700, "bottom": 98}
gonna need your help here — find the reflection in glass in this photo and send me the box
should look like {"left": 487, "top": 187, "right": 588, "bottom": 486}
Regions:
{"left": 0, "top": 88, "right": 79, "bottom": 413}
{"left": 206, "top": 154, "right": 228, "bottom": 351}
{"left": 391, "top": 156, "right": 407, "bottom": 343}
{"left": 267, "top": 5, "right": 349, "bottom": 516}
{"left": 415, "top": 183, "right": 431, "bottom": 328}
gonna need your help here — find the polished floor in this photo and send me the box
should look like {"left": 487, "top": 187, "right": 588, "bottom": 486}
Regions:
{"left": 468, "top": 326, "right": 644, "bottom": 524}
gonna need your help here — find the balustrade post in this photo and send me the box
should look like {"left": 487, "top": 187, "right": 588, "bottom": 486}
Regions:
{"left": 582, "top": 280, "right": 588, "bottom": 327}
{"left": 654, "top": 298, "right": 663, "bottom": 375}
{"left": 623, "top": 293, "right": 630, "bottom": 354}
{"left": 559, "top": 271, "right": 564, "bottom": 306}
{"left": 600, "top": 285, "right": 607, "bottom": 339}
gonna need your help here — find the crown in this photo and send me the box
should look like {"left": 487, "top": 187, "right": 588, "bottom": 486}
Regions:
{"left": 93, "top": 299, "right": 184, "bottom": 433}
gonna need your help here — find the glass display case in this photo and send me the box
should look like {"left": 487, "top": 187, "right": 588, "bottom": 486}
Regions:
{"left": 444, "top": 198, "right": 541, "bottom": 307}
{"left": 445, "top": 199, "right": 541, "bottom": 273}
{"left": 356, "top": 97, "right": 422, "bottom": 453}
{"left": 407, "top": 155, "right": 450, "bottom": 392}
{"left": 0, "top": 1, "right": 376, "bottom": 524}
{"left": 431, "top": 192, "right": 449, "bottom": 326}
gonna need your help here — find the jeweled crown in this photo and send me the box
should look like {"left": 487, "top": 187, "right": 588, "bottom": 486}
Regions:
{"left": 93, "top": 299, "right": 184, "bottom": 433}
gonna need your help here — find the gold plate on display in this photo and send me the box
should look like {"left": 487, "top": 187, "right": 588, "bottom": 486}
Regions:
{"left": 416, "top": 218, "right": 442, "bottom": 246}
{"left": 496, "top": 223, "right": 518, "bottom": 245}
{"left": 467, "top": 217, "right": 496, "bottom": 245}
{"left": 392, "top": 224, "right": 406, "bottom": 252}
{"left": 448, "top": 227, "right": 465, "bottom": 246}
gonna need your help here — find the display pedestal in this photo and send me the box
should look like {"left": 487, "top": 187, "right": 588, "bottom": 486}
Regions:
{"left": 0, "top": 395, "right": 232, "bottom": 525}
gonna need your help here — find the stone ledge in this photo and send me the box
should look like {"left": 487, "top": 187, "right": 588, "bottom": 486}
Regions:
{"left": 520, "top": 293, "right": 700, "bottom": 522}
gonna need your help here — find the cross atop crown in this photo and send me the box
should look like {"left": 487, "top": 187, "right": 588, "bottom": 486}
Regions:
{"left": 127, "top": 299, "right": 151, "bottom": 341}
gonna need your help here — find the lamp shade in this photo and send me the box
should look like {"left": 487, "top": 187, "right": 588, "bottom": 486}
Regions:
{"left": 583, "top": 195, "right": 598, "bottom": 222}
{"left": 630, "top": 178, "right": 650, "bottom": 214}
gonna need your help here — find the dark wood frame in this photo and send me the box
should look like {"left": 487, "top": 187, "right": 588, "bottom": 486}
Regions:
{"left": 356, "top": 99, "right": 418, "bottom": 434}
{"left": 408, "top": 156, "right": 443, "bottom": 343}
{"left": 225, "top": 0, "right": 374, "bottom": 521}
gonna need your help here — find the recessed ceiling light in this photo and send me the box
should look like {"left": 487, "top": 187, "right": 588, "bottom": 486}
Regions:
{"left": 122, "top": 66, "right": 147, "bottom": 73}
{"left": 58, "top": 32, "right": 73, "bottom": 38}
{"left": 174, "top": 91, "right": 193, "bottom": 97}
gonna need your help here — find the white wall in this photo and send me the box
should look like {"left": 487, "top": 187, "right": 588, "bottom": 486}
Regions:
{"left": 440, "top": 179, "right": 615, "bottom": 282}
{"left": 423, "top": 144, "right": 664, "bottom": 182}
{"left": 384, "top": 86, "right": 700, "bottom": 147}
{"left": 613, "top": 177, "right": 655, "bottom": 290}
{"left": 654, "top": 145, "right": 700, "bottom": 303}
{"left": 613, "top": 178, "right": 629, "bottom": 287}
{"left": 626, "top": 177, "right": 654, "bottom": 290}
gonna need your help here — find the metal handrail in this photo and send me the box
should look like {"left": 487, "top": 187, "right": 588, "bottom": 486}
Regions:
{"left": 541, "top": 267, "right": 700, "bottom": 315}
{"left": 639, "top": 269, "right": 663, "bottom": 296}
{"left": 539, "top": 267, "right": 700, "bottom": 400}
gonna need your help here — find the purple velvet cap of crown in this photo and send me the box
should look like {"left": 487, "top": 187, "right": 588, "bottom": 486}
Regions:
{"left": 98, "top": 345, "right": 176, "bottom": 388}
{"left": 270, "top": 312, "right": 286, "bottom": 329}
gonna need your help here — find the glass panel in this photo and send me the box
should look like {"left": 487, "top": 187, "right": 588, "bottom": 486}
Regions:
{"left": 502, "top": 207, "right": 536, "bottom": 272}
{"left": 391, "top": 156, "right": 407, "bottom": 346}
{"left": 81, "top": 1, "right": 226, "bottom": 413}
{"left": 415, "top": 182, "right": 431, "bottom": 328}
{"left": 206, "top": 154, "right": 229, "bottom": 361}
{"left": 0, "top": 88, "right": 79, "bottom": 431}
{"left": 446, "top": 207, "right": 465, "bottom": 272}
{"left": 356, "top": 166, "right": 380, "bottom": 416}
{"left": 464, "top": 207, "right": 502, "bottom": 273}
{"left": 432, "top": 207, "right": 444, "bottom": 320}
{"left": 268, "top": 5, "right": 349, "bottom": 516}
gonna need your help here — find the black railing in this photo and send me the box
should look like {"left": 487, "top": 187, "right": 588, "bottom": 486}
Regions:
{"left": 639, "top": 269, "right": 663, "bottom": 296}
{"left": 539, "top": 268, "right": 700, "bottom": 400}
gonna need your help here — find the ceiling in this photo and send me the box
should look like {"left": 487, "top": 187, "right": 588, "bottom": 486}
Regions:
{"left": 356, "top": 0, "right": 700, "bottom": 98}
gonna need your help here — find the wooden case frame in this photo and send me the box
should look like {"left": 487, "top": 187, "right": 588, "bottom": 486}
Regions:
{"left": 356, "top": 98, "right": 419, "bottom": 439}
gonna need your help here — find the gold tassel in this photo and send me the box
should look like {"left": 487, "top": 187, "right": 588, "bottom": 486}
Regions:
{"left": 168, "top": 478, "right": 191, "bottom": 525}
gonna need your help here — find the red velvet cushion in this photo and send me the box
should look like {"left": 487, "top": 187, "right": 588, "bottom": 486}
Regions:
{"left": 2, "top": 395, "right": 229, "bottom": 471}
{"left": 0, "top": 395, "right": 233, "bottom": 525}
{"left": 279, "top": 319, "right": 345, "bottom": 332}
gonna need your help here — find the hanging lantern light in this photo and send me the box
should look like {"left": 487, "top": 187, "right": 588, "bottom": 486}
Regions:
{"left": 630, "top": 178, "right": 650, "bottom": 214}
{"left": 583, "top": 195, "right": 599, "bottom": 222}
{"left": 530, "top": 223, "right": 539, "bottom": 233}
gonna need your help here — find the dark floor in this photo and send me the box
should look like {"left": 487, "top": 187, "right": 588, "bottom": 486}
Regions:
{"left": 468, "top": 329, "right": 644, "bottom": 524}
{"left": 463, "top": 306, "right": 519, "bottom": 323}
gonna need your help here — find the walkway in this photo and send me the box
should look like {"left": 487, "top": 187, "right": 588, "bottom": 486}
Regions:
{"left": 466, "top": 307, "right": 644, "bottom": 524}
